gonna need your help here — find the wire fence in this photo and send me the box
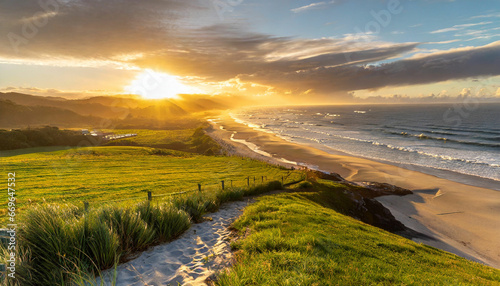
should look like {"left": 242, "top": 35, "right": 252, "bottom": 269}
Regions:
{"left": 81, "top": 171, "right": 306, "bottom": 211}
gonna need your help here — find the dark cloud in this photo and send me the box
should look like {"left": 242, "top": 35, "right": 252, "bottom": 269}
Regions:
{"left": 0, "top": 0, "right": 203, "bottom": 58}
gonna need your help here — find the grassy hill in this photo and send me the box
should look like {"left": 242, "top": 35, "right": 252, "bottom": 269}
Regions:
{"left": 0, "top": 146, "right": 303, "bottom": 225}
{"left": 217, "top": 184, "right": 500, "bottom": 285}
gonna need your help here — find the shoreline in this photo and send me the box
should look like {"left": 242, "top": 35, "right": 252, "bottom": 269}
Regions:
{"left": 206, "top": 113, "right": 500, "bottom": 269}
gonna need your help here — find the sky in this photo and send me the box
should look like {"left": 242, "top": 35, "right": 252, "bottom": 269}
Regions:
{"left": 0, "top": 0, "right": 499, "bottom": 103}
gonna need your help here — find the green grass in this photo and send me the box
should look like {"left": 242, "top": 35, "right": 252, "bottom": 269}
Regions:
{"left": 0, "top": 180, "right": 285, "bottom": 286}
{"left": 102, "top": 128, "right": 194, "bottom": 146}
{"left": 217, "top": 191, "right": 500, "bottom": 285}
{"left": 0, "top": 146, "right": 303, "bottom": 225}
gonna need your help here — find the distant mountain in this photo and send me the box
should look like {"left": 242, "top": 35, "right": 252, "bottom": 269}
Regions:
{"left": 0, "top": 92, "right": 189, "bottom": 119}
{"left": 0, "top": 99, "right": 100, "bottom": 128}
{"left": 172, "top": 96, "right": 230, "bottom": 113}
{"left": 0, "top": 92, "right": 237, "bottom": 129}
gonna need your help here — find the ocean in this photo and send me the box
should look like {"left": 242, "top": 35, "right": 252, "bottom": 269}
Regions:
{"left": 232, "top": 103, "right": 500, "bottom": 188}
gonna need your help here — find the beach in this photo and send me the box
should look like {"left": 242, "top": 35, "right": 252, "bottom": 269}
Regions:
{"left": 207, "top": 113, "right": 500, "bottom": 269}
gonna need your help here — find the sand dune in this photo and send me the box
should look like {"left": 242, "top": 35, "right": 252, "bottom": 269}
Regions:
{"left": 98, "top": 200, "right": 252, "bottom": 286}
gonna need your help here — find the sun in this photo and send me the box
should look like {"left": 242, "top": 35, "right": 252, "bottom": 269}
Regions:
{"left": 124, "top": 69, "right": 196, "bottom": 99}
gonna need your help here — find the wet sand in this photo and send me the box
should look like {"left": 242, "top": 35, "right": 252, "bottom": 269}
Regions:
{"left": 207, "top": 113, "right": 500, "bottom": 269}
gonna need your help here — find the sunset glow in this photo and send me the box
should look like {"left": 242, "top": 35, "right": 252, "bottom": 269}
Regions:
{"left": 124, "top": 69, "right": 197, "bottom": 99}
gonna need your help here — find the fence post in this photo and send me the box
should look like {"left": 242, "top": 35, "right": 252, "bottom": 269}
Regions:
{"left": 221, "top": 180, "right": 225, "bottom": 190}
{"left": 147, "top": 191, "right": 152, "bottom": 201}
{"left": 261, "top": 176, "right": 264, "bottom": 183}
{"left": 84, "top": 201, "right": 89, "bottom": 212}
{"left": 198, "top": 183, "right": 201, "bottom": 192}
{"left": 247, "top": 176, "right": 250, "bottom": 186}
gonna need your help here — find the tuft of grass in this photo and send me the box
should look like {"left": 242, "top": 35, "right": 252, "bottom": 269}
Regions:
{"left": 136, "top": 202, "right": 191, "bottom": 241}
{"left": 78, "top": 214, "right": 120, "bottom": 271}
{"left": 98, "top": 206, "right": 156, "bottom": 257}
{"left": 217, "top": 192, "right": 500, "bottom": 285}
{"left": 243, "top": 181, "right": 283, "bottom": 197}
{"left": 216, "top": 188, "right": 244, "bottom": 204}
{"left": 297, "top": 181, "right": 313, "bottom": 189}
{"left": 172, "top": 192, "right": 219, "bottom": 223}
{"left": 15, "top": 205, "right": 83, "bottom": 285}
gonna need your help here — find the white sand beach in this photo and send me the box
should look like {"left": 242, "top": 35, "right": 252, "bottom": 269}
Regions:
{"left": 206, "top": 113, "right": 500, "bottom": 269}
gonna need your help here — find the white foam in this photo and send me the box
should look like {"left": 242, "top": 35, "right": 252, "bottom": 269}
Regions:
{"left": 230, "top": 133, "right": 273, "bottom": 158}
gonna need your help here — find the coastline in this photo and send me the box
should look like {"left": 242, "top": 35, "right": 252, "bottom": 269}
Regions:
{"left": 206, "top": 112, "right": 500, "bottom": 269}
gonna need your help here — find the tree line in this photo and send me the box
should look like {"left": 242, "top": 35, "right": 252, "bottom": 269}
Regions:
{"left": 0, "top": 126, "right": 92, "bottom": 151}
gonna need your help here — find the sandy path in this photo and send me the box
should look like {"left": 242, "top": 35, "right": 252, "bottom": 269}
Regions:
{"left": 206, "top": 113, "right": 500, "bottom": 269}
{"left": 98, "top": 199, "right": 252, "bottom": 286}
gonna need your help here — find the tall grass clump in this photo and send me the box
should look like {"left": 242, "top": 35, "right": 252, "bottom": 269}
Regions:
{"left": 15, "top": 204, "right": 84, "bottom": 285}
{"left": 216, "top": 187, "right": 244, "bottom": 204}
{"left": 14, "top": 205, "right": 121, "bottom": 285}
{"left": 244, "top": 181, "right": 283, "bottom": 197}
{"left": 172, "top": 193, "right": 218, "bottom": 223}
{"left": 136, "top": 202, "right": 191, "bottom": 241}
{"left": 98, "top": 206, "right": 156, "bottom": 257}
{"left": 78, "top": 214, "right": 120, "bottom": 272}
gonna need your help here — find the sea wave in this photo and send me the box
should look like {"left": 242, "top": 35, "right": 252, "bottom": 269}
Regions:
{"left": 383, "top": 131, "right": 500, "bottom": 148}
{"left": 280, "top": 127, "right": 500, "bottom": 169}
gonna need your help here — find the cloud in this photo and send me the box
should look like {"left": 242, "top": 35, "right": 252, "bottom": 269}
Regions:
{"left": 470, "top": 12, "right": 500, "bottom": 20}
{"left": 237, "top": 41, "right": 500, "bottom": 95}
{"left": 425, "top": 40, "right": 460, "bottom": 44}
{"left": 291, "top": 2, "right": 327, "bottom": 13}
{"left": 0, "top": 0, "right": 203, "bottom": 60}
{"left": 430, "top": 21, "right": 492, "bottom": 34}
{"left": 0, "top": 0, "right": 500, "bottom": 101}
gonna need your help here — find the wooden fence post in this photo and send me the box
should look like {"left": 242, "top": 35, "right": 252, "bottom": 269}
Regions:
{"left": 247, "top": 176, "right": 250, "bottom": 186}
{"left": 198, "top": 183, "right": 201, "bottom": 192}
{"left": 261, "top": 176, "right": 264, "bottom": 183}
{"left": 84, "top": 201, "right": 89, "bottom": 212}
{"left": 147, "top": 191, "right": 152, "bottom": 201}
{"left": 221, "top": 180, "right": 225, "bottom": 190}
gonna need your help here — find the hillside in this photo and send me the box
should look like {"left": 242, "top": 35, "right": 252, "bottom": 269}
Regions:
{"left": 0, "top": 99, "right": 100, "bottom": 128}
{"left": 0, "top": 92, "right": 241, "bottom": 129}
{"left": 0, "top": 146, "right": 304, "bottom": 224}
{"left": 216, "top": 182, "right": 500, "bottom": 285}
